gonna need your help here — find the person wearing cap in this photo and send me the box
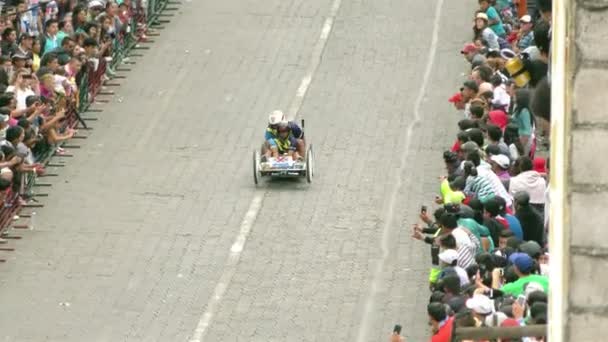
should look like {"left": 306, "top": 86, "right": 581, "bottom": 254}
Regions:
{"left": 515, "top": 15, "right": 535, "bottom": 52}
{"left": 11, "top": 53, "right": 28, "bottom": 70}
{"left": 489, "top": 154, "right": 511, "bottom": 187}
{"left": 16, "top": 33, "right": 35, "bottom": 62}
{"left": 460, "top": 43, "right": 486, "bottom": 69}
{"left": 448, "top": 91, "right": 465, "bottom": 111}
{"left": 438, "top": 243, "right": 472, "bottom": 287}
{"left": 262, "top": 110, "right": 304, "bottom": 161}
{"left": 465, "top": 294, "right": 495, "bottom": 324}
{"left": 500, "top": 253, "right": 548, "bottom": 296}
{"left": 460, "top": 43, "right": 480, "bottom": 64}
{"left": 473, "top": 12, "right": 500, "bottom": 50}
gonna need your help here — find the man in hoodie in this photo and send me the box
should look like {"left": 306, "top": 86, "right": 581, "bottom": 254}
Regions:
{"left": 509, "top": 156, "right": 546, "bottom": 215}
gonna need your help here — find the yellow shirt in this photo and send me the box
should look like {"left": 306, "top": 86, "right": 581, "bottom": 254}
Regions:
{"left": 32, "top": 53, "right": 40, "bottom": 72}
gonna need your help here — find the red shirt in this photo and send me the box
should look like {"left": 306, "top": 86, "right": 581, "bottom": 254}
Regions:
{"left": 488, "top": 110, "right": 509, "bottom": 130}
{"left": 430, "top": 317, "right": 454, "bottom": 342}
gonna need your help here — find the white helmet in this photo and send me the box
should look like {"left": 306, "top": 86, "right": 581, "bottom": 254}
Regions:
{"left": 268, "top": 110, "right": 286, "bottom": 125}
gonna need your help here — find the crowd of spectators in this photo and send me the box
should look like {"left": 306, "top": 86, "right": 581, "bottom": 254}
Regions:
{"left": 392, "top": 0, "right": 554, "bottom": 341}
{"left": 0, "top": 0, "right": 143, "bottom": 228}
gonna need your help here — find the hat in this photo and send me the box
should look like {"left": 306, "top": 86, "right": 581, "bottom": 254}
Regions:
{"left": 476, "top": 12, "right": 489, "bottom": 21}
{"left": 511, "top": 253, "right": 534, "bottom": 273}
{"left": 490, "top": 154, "right": 510, "bottom": 169}
{"left": 461, "top": 43, "right": 478, "bottom": 54}
{"left": 520, "top": 14, "right": 532, "bottom": 23}
{"left": 460, "top": 141, "right": 480, "bottom": 153}
{"left": 519, "top": 241, "right": 542, "bottom": 258}
{"left": 268, "top": 110, "right": 286, "bottom": 125}
{"left": 479, "top": 82, "right": 494, "bottom": 94}
{"left": 466, "top": 294, "right": 494, "bottom": 315}
{"left": 533, "top": 157, "right": 547, "bottom": 174}
{"left": 524, "top": 281, "right": 546, "bottom": 297}
{"left": 18, "top": 32, "right": 36, "bottom": 43}
{"left": 448, "top": 92, "right": 463, "bottom": 103}
{"left": 88, "top": 0, "right": 105, "bottom": 9}
{"left": 463, "top": 80, "right": 479, "bottom": 93}
{"left": 11, "top": 53, "right": 28, "bottom": 61}
{"left": 439, "top": 249, "right": 459, "bottom": 264}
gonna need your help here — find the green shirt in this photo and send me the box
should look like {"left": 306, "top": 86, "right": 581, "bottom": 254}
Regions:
{"left": 458, "top": 218, "right": 495, "bottom": 253}
{"left": 501, "top": 274, "right": 549, "bottom": 296}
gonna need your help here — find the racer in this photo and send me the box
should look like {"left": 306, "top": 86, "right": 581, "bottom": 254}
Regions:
{"left": 264, "top": 122, "right": 303, "bottom": 161}
{"left": 263, "top": 110, "right": 305, "bottom": 159}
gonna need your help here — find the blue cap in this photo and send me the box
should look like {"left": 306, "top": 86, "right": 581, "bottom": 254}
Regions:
{"left": 511, "top": 253, "right": 534, "bottom": 273}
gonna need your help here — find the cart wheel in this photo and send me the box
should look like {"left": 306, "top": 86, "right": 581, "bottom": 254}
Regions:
{"left": 309, "top": 144, "right": 314, "bottom": 177}
{"left": 253, "top": 150, "right": 261, "bottom": 185}
{"left": 306, "top": 146, "right": 313, "bottom": 183}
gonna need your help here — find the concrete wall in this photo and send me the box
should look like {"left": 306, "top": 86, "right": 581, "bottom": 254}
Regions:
{"left": 566, "top": 0, "right": 608, "bottom": 339}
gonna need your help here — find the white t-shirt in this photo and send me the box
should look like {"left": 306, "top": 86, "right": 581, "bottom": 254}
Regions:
{"left": 6, "top": 85, "right": 35, "bottom": 111}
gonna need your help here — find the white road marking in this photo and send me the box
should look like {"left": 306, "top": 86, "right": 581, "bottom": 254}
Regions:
{"left": 189, "top": 194, "right": 263, "bottom": 342}
{"left": 286, "top": 0, "right": 342, "bottom": 120}
{"left": 188, "top": 1, "right": 342, "bottom": 341}
{"left": 355, "top": 0, "right": 445, "bottom": 340}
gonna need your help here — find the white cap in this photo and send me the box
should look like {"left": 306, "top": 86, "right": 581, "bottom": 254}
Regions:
{"left": 490, "top": 154, "right": 510, "bottom": 169}
{"left": 268, "top": 110, "right": 286, "bottom": 125}
{"left": 524, "top": 281, "right": 545, "bottom": 297}
{"left": 466, "top": 294, "right": 495, "bottom": 315}
{"left": 88, "top": 0, "right": 105, "bottom": 9}
{"left": 438, "top": 249, "right": 459, "bottom": 264}
{"left": 476, "top": 12, "right": 489, "bottom": 21}
{"left": 520, "top": 14, "right": 532, "bottom": 23}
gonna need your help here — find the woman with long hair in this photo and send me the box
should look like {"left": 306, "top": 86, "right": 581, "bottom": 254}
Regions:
{"left": 473, "top": 12, "right": 499, "bottom": 50}
{"left": 511, "top": 89, "right": 535, "bottom": 157}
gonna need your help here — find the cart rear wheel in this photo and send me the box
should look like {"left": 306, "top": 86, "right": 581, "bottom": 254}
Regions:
{"left": 306, "top": 146, "right": 313, "bottom": 183}
{"left": 253, "top": 150, "right": 261, "bottom": 185}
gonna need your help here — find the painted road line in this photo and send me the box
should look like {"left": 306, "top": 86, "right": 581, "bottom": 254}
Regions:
{"left": 188, "top": 1, "right": 343, "bottom": 341}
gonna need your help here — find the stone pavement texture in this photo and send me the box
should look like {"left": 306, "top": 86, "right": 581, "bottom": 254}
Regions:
{"left": 0, "top": 0, "right": 472, "bottom": 341}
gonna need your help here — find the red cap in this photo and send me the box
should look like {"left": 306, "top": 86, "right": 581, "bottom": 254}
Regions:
{"left": 461, "top": 43, "right": 478, "bottom": 54}
{"left": 533, "top": 157, "right": 547, "bottom": 174}
{"left": 448, "top": 92, "right": 463, "bottom": 103}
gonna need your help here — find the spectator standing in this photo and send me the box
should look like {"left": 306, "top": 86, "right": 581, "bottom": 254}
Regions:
{"left": 509, "top": 156, "right": 546, "bottom": 215}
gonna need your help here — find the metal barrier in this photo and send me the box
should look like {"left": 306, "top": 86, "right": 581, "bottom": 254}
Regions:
{"left": 451, "top": 324, "right": 547, "bottom": 341}
{"left": 0, "top": 0, "right": 171, "bottom": 237}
